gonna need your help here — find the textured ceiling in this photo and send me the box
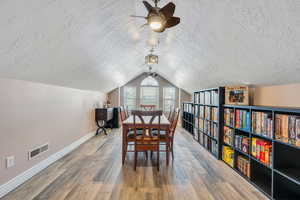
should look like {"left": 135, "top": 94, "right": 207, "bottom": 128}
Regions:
{"left": 0, "top": 0, "right": 300, "bottom": 93}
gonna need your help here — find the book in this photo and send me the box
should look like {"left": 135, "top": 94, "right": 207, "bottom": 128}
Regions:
{"left": 224, "top": 108, "right": 234, "bottom": 127}
{"left": 288, "top": 116, "right": 296, "bottom": 145}
{"left": 237, "top": 155, "right": 250, "bottom": 178}
{"left": 251, "top": 137, "right": 272, "bottom": 166}
{"left": 235, "top": 110, "right": 250, "bottom": 131}
{"left": 224, "top": 126, "right": 234, "bottom": 146}
{"left": 276, "top": 114, "right": 300, "bottom": 147}
{"left": 252, "top": 138, "right": 257, "bottom": 158}
{"left": 222, "top": 146, "right": 234, "bottom": 167}
{"left": 212, "top": 107, "right": 218, "bottom": 121}
{"left": 205, "top": 91, "right": 211, "bottom": 104}
{"left": 211, "top": 90, "right": 219, "bottom": 105}
{"left": 252, "top": 111, "right": 272, "bottom": 138}
{"left": 205, "top": 106, "right": 211, "bottom": 120}
{"left": 296, "top": 118, "right": 300, "bottom": 147}
{"left": 200, "top": 92, "right": 205, "bottom": 104}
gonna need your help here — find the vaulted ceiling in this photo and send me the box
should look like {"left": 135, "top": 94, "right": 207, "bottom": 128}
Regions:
{"left": 0, "top": 0, "right": 299, "bottom": 93}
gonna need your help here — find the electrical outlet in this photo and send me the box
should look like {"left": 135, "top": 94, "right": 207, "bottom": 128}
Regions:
{"left": 6, "top": 156, "right": 15, "bottom": 168}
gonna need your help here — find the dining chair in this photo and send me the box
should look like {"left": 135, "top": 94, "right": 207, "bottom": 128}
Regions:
{"left": 168, "top": 108, "right": 180, "bottom": 159}
{"left": 120, "top": 106, "right": 127, "bottom": 122}
{"left": 131, "top": 110, "right": 163, "bottom": 171}
{"left": 125, "top": 106, "right": 130, "bottom": 118}
{"left": 153, "top": 108, "right": 180, "bottom": 160}
{"left": 140, "top": 104, "right": 156, "bottom": 111}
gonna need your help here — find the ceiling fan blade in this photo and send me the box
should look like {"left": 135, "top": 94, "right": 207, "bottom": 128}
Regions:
{"left": 130, "top": 15, "right": 147, "bottom": 19}
{"left": 143, "top": 1, "right": 154, "bottom": 12}
{"left": 159, "top": 2, "right": 175, "bottom": 19}
{"left": 165, "top": 17, "right": 180, "bottom": 28}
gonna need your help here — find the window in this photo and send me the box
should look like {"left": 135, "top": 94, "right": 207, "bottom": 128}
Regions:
{"left": 140, "top": 76, "right": 159, "bottom": 87}
{"left": 140, "top": 76, "right": 159, "bottom": 107}
{"left": 124, "top": 87, "right": 136, "bottom": 110}
{"left": 140, "top": 86, "right": 159, "bottom": 107}
{"left": 163, "top": 87, "right": 176, "bottom": 112}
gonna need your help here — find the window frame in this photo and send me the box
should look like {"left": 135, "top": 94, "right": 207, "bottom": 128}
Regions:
{"left": 163, "top": 87, "right": 176, "bottom": 112}
{"left": 124, "top": 86, "right": 137, "bottom": 110}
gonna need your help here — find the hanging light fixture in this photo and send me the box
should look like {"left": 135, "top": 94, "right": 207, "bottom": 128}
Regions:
{"left": 145, "top": 48, "right": 158, "bottom": 65}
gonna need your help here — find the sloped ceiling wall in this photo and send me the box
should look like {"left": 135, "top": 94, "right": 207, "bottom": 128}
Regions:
{"left": 0, "top": 0, "right": 299, "bottom": 93}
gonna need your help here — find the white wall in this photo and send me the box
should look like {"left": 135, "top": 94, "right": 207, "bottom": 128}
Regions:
{"left": 0, "top": 78, "right": 106, "bottom": 186}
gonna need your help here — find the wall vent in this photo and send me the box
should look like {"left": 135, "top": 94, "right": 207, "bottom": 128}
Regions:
{"left": 28, "top": 143, "right": 49, "bottom": 160}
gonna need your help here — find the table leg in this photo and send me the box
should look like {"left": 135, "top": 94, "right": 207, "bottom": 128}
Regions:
{"left": 166, "top": 129, "right": 170, "bottom": 166}
{"left": 122, "top": 125, "right": 126, "bottom": 165}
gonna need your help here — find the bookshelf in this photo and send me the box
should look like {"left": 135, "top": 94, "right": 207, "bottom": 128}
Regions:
{"left": 193, "top": 87, "right": 225, "bottom": 159}
{"left": 221, "top": 105, "right": 300, "bottom": 200}
{"left": 182, "top": 102, "right": 194, "bottom": 135}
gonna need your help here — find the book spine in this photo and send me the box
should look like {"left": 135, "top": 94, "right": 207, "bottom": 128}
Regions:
{"left": 296, "top": 118, "right": 300, "bottom": 147}
{"left": 252, "top": 138, "right": 256, "bottom": 157}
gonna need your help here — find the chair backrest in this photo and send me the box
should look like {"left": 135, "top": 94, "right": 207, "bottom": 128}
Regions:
{"left": 168, "top": 107, "right": 176, "bottom": 122}
{"left": 125, "top": 106, "right": 130, "bottom": 118}
{"left": 169, "top": 108, "right": 180, "bottom": 137}
{"left": 140, "top": 104, "right": 156, "bottom": 111}
{"left": 120, "top": 106, "right": 127, "bottom": 122}
{"left": 131, "top": 110, "right": 163, "bottom": 142}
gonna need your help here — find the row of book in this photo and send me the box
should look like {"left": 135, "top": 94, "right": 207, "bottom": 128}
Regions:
{"left": 222, "top": 146, "right": 234, "bottom": 167}
{"left": 194, "top": 91, "right": 219, "bottom": 105}
{"left": 197, "top": 106, "right": 218, "bottom": 121}
{"left": 197, "top": 119, "right": 218, "bottom": 139}
{"left": 224, "top": 108, "right": 234, "bottom": 127}
{"left": 205, "top": 91, "right": 211, "bottom": 105}
{"left": 212, "top": 107, "right": 218, "bottom": 121}
{"left": 235, "top": 135, "right": 250, "bottom": 154}
{"left": 194, "top": 92, "right": 204, "bottom": 104}
{"left": 251, "top": 138, "right": 272, "bottom": 166}
{"left": 275, "top": 114, "right": 300, "bottom": 147}
{"left": 211, "top": 90, "right": 219, "bottom": 105}
{"left": 199, "top": 133, "right": 219, "bottom": 156}
{"left": 183, "top": 103, "right": 192, "bottom": 113}
{"left": 252, "top": 111, "right": 273, "bottom": 138}
{"left": 237, "top": 155, "right": 250, "bottom": 178}
{"left": 236, "top": 110, "right": 250, "bottom": 131}
{"left": 224, "top": 126, "right": 234, "bottom": 146}
{"left": 211, "top": 139, "right": 218, "bottom": 156}
{"left": 199, "top": 106, "right": 204, "bottom": 118}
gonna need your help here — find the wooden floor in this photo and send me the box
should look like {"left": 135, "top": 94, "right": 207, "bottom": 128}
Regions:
{"left": 3, "top": 127, "right": 268, "bottom": 200}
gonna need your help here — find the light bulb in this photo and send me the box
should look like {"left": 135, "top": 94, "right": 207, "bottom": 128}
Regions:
{"left": 150, "top": 22, "right": 162, "bottom": 30}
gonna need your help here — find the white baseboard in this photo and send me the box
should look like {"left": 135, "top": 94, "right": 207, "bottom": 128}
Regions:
{"left": 0, "top": 132, "right": 95, "bottom": 198}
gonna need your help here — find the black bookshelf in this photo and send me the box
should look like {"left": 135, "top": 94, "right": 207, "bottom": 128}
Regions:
{"left": 182, "top": 102, "right": 194, "bottom": 135}
{"left": 193, "top": 87, "right": 225, "bottom": 159}
{"left": 221, "top": 105, "right": 300, "bottom": 200}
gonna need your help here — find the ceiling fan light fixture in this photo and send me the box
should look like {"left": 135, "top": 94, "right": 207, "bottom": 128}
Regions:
{"left": 149, "top": 21, "right": 162, "bottom": 30}
{"left": 148, "top": 14, "right": 165, "bottom": 31}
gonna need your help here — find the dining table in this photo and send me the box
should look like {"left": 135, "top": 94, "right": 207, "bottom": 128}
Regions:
{"left": 122, "top": 114, "right": 171, "bottom": 165}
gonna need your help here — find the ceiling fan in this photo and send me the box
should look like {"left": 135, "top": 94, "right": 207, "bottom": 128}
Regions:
{"left": 131, "top": 0, "right": 180, "bottom": 33}
{"left": 147, "top": 66, "right": 158, "bottom": 78}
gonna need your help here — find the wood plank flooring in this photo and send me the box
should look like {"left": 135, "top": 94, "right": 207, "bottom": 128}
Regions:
{"left": 2, "top": 127, "right": 268, "bottom": 200}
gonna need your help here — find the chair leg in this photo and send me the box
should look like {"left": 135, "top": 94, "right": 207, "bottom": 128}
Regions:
{"left": 166, "top": 143, "right": 169, "bottom": 166}
{"left": 157, "top": 150, "right": 160, "bottom": 171}
{"left": 134, "top": 151, "right": 138, "bottom": 171}
{"left": 122, "top": 142, "right": 126, "bottom": 165}
{"left": 171, "top": 142, "right": 174, "bottom": 160}
{"left": 144, "top": 151, "right": 148, "bottom": 160}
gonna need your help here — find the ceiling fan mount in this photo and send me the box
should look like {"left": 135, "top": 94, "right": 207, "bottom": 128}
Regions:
{"left": 131, "top": 1, "right": 180, "bottom": 33}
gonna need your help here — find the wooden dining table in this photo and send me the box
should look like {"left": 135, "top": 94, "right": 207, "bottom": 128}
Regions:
{"left": 122, "top": 114, "right": 171, "bottom": 165}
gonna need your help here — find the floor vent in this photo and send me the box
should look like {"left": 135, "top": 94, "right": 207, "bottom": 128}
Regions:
{"left": 29, "top": 143, "right": 49, "bottom": 160}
